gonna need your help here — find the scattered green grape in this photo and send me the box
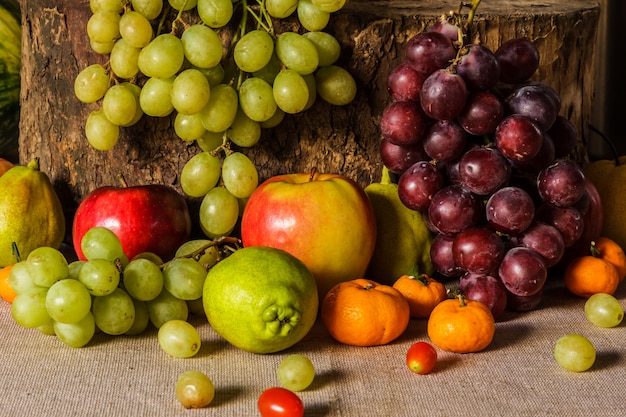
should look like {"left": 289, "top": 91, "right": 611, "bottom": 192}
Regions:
{"left": 180, "top": 151, "right": 222, "bottom": 197}
{"left": 199, "top": 186, "right": 240, "bottom": 238}
{"left": 176, "top": 370, "right": 215, "bottom": 408}
{"left": 74, "top": 64, "right": 110, "bottom": 103}
{"left": 277, "top": 354, "right": 316, "bottom": 391}
{"left": 315, "top": 64, "right": 357, "bottom": 106}
{"left": 46, "top": 278, "right": 92, "bottom": 324}
{"left": 85, "top": 108, "right": 120, "bottom": 150}
{"left": 553, "top": 333, "right": 596, "bottom": 372}
{"left": 584, "top": 293, "right": 624, "bottom": 328}
{"left": 221, "top": 151, "right": 259, "bottom": 199}
{"left": 158, "top": 319, "right": 202, "bottom": 358}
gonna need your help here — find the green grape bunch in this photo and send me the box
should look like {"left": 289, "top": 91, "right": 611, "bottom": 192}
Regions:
{"left": 74, "top": 0, "right": 356, "bottom": 241}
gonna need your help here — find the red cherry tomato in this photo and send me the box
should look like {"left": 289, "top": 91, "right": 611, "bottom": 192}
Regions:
{"left": 406, "top": 341, "right": 438, "bottom": 374}
{"left": 258, "top": 387, "right": 305, "bottom": 417}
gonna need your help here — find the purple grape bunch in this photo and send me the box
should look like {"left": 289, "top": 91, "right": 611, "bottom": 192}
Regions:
{"left": 380, "top": 14, "right": 591, "bottom": 319}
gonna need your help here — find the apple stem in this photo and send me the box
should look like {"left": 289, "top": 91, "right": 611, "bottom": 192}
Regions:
{"left": 117, "top": 174, "right": 129, "bottom": 188}
{"left": 308, "top": 167, "right": 317, "bottom": 182}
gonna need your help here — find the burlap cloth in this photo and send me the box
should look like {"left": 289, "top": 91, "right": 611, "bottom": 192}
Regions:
{"left": 1, "top": 277, "right": 624, "bottom": 417}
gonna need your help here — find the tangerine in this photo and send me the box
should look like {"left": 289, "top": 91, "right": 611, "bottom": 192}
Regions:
{"left": 593, "top": 237, "right": 626, "bottom": 282}
{"left": 564, "top": 255, "right": 619, "bottom": 298}
{"left": 0, "top": 265, "right": 16, "bottom": 303}
{"left": 321, "top": 278, "right": 410, "bottom": 347}
{"left": 392, "top": 274, "right": 447, "bottom": 318}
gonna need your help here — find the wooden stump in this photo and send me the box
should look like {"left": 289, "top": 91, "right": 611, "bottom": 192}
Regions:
{"left": 17, "top": 0, "right": 600, "bottom": 236}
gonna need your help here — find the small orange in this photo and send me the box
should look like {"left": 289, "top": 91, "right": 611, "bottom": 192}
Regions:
{"left": 593, "top": 237, "right": 626, "bottom": 282}
{"left": 392, "top": 274, "right": 447, "bottom": 318}
{"left": 321, "top": 278, "right": 410, "bottom": 347}
{"left": 564, "top": 255, "right": 619, "bottom": 298}
{"left": 427, "top": 294, "right": 495, "bottom": 353}
{"left": 0, "top": 265, "right": 17, "bottom": 303}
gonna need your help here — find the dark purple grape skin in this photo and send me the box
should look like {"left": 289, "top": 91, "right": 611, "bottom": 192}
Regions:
{"left": 456, "top": 44, "right": 501, "bottom": 91}
{"left": 405, "top": 31, "right": 457, "bottom": 75}
{"left": 453, "top": 226, "right": 506, "bottom": 274}
{"left": 397, "top": 161, "right": 445, "bottom": 211}
{"left": 498, "top": 247, "right": 547, "bottom": 296}
{"left": 510, "top": 221, "right": 565, "bottom": 268}
{"left": 535, "top": 204, "right": 583, "bottom": 247}
{"left": 386, "top": 63, "right": 427, "bottom": 102}
{"left": 379, "top": 101, "right": 430, "bottom": 146}
{"left": 458, "top": 147, "right": 511, "bottom": 195}
{"left": 428, "top": 17, "right": 460, "bottom": 42}
{"left": 458, "top": 272, "right": 508, "bottom": 319}
{"left": 495, "top": 38, "right": 540, "bottom": 84}
{"left": 457, "top": 91, "right": 505, "bottom": 136}
{"left": 430, "top": 233, "right": 464, "bottom": 278}
{"left": 379, "top": 139, "right": 428, "bottom": 175}
{"left": 548, "top": 116, "right": 578, "bottom": 158}
{"left": 536, "top": 159, "right": 586, "bottom": 207}
{"left": 511, "top": 133, "right": 555, "bottom": 175}
{"left": 494, "top": 114, "right": 543, "bottom": 162}
{"left": 428, "top": 184, "right": 484, "bottom": 234}
{"left": 420, "top": 68, "right": 468, "bottom": 121}
{"left": 506, "top": 287, "right": 543, "bottom": 312}
{"left": 486, "top": 186, "right": 535, "bottom": 235}
{"left": 505, "top": 84, "right": 559, "bottom": 131}
{"left": 423, "top": 119, "right": 468, "bottom": 162}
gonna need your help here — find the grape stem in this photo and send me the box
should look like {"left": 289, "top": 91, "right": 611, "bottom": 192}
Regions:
{"left": 158, "top": 236, "right": 242, "bottom": 270}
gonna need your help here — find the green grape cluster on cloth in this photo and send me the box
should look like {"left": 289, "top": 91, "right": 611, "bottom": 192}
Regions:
{"left": 75, "top": 0, "right": 356, "bottom": 239}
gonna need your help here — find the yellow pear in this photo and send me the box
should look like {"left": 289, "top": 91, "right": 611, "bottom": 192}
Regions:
{"left": 365, "top": 167, "right": 434, "bottom": 284}
{"left": 0, "top": 158, "right": 66, "bottom": 266}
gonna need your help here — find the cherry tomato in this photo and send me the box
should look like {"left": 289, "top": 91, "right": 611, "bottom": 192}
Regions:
{"left": 257, "top": 387, "right": 305, "bottom": 417}
{"left": 406, "top": 341, "right": 437, "bottom": 374}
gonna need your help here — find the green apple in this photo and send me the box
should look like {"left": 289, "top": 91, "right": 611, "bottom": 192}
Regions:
{"left": 202, "top": 246, "right": 318, "bottom": 354}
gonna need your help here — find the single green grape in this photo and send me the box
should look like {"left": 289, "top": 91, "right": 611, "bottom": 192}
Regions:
{"left": 68, "top": 260, "right": 86, "bottom": 280}
{"left": 239, "top": 77, "right": 277, "bottom": 122}
{"left": 315, "top": 65, "right": 357, "bottom": 106}
{"left": 196, "top": 130, "right": 224, "bottom": 152}
{"left": 260, "top": 108, "right": 285, "bottom": 129}
{"left": 90, "top": 38, "right": 116, "bottom": 54}
{"left": 109, "top": 38, "right": 141, "bottom": 79}
{"left": 123, "top": 258, "right": 164, "bottom": 301}
{"left": 92, "top": 287, "right": 136, "bottom": 335}
{"left": 119, "top": 10, "right": 154, "bottom": 48}
{"left": 181, "top": 24, "right": 223, "bottom": 69}
{"left": 102, "top": 83, "right": 138, "bottom": 126}
{"left": 131, "top": 0, "right": 163, "bottom": 20}
{"left": 227, "top": 108, "right": 261, "bottom": 148}
{"left": 175, "top": 112, "right": 207, "bottom": 142}
{"left": 302, "top": 73, "right": 317, "bottom": 111}
{"left": 176, "top": 370, "right": 215, "bottom": 408}
{"left": 158, "top": 319, "right": 202, "bottom": 358}
{"left": 180, "top": 151, "right": 222, "bottom": 198}
{"left": 199, "top": 83, "right": 238, "bottom": 133}
{"left": 119, "top": 82, "right": 144, "bottom": 127}
{"left": 90, "top": 0, "right": 124, "bottom": 13}
{"left": 26, "top": 246, "right": 70, "bottom": 288}
{"left": 266, "top": 0, "right": 298, "bottom": 18}
{"left": 273, "top": 69, "right": 310, "bottom": 114}
{"left": 199, "top": 187, "right": 239, "bottom": 239}
{"left": 297, "top": 0, "right": 330, "bottom": 31}
{"left": 253, "top": 53, "right": 282, "bottom": 85}
{"left": 277, "top": 354, "right": 316, "bottom": 391}
{"left": 53, "top": 312, "right": 96, "bottom": 348}
{"left": 163, "top": 258, "right": 207, "bottom": 301}
{"left": 11, "top": 287, "right": 52, "bottom": 329}
{"left": 131, "top": 252, "right": 163, "bottom": 264}
{"left": 175, "top": 239, "right": 219, "bottom": 268}
{"left": 85, "top": 108, "right": 120, "bottom": 150}
{"left": 139, "top": 76, "right": 175, "bottom": 117}
{"left": 311, "top": 0, "right": 347, "bottom": 13}
{"left": 146, "top": 288, "right": 189, "bottom": 329}
{"left": 80, "top": 226, "right": 126, "bottom": 263}
{"left": 171, "top": 69, "right": 211, "bottom": 115}
{"left": 78, "top": 258, "right": 121, "bottom": 296}
{"left": 45, "top": 278, "right": 92, "bottom": 324}
{"left": 169, "top": 0, "right": 198, "bottom": 10}
{"left": 553, "top": 334, "right": 596, "bottom": 372}
{"left": 221, "top": 152, "right": 259, "bottom": 199}
{"left": 584, "top": 293, "right": 624, "bottom": 328}
{"left": 74, "top": 64, "right": 110, "bottom": 103}
{"left": 125, "top": 298, "right": 150, "bottom": 336}
{"left": 138, "top": 34, "right": 185, "bottom": 79}
{"left": 195, "top": 63, "right": 225, "bottom": 87}
{"left": 234, "top": 29, "right": 275, "bottom": 73}
{"left": 86, "top": 10, "right": 121, "bottom": 44}
{"left": 275, "top": 32, "right": 319, "bottom": 75}
{"left": 303, "top": 31, "right": 341, "bottom": 67}
{"left": 197, "top": 0, "right": 233, "bottom": 28}
{"left": 9, "top": 261, "right": 39, "bottom": 295}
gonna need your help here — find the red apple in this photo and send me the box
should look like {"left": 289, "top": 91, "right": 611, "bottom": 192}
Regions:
{"left": 72, "top": 185, "right": 192, "bottom": 262}
{"left": 240, "top": 170, "right": 377, "bottom": 298}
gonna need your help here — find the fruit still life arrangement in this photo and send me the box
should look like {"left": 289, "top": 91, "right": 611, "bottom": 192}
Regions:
{"left": 0, "top": 0, "right": 624, "bottom": 414}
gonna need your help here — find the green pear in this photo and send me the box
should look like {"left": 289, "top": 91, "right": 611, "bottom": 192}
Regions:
{"left": 0, "top": 159, "right": 66, "bottom": 266}
{"left": 365, "top": 168, "right": 434, "bottom": 284}
{"left": 203, "top": 246, "right": 318, "bottom": 354}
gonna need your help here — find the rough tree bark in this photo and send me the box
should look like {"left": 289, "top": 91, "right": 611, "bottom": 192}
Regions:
{"left": 17, "top": 0, "right": 600, "bottom": 235}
